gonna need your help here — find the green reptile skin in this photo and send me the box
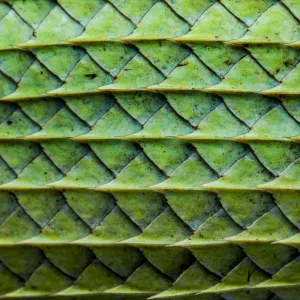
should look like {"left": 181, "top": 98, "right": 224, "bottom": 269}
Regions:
{"left": 0, "top": 0, "right": 300, "bottom": 299}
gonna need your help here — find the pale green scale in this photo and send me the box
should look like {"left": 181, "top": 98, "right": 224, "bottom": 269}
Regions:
{"left": 50, "top": 152, "right": 113, "bottom": 189}
{"left": 0, "top": 9, "right": 33, "bottom": 49}
{"left": 8, "top": 261, "right": 72, "bottom": 296}
{"left": 72, "top": 3, "right": 134, "bottom": 42}
{"left": 32, "top": 46, "right": 85, "bottom": 81}
{"left": 0, "top": 141, "right": 40, "bottom": 174}
{"left": 282, "top": 96, "right": 300, "bottom": 122}
{"left": 114, "top": 191, "right": 166, "bottom": 229}
{"left": 0, "top": 157, "right": 16, "bottom": 185}
{"left": 272, "top": 191, "right": 300, "bottom": 229}
{"left": 222, "top": 94, "right": 278, "bottom": 127}
{"left": 100, "top": 153, "right": 166, "bottom": 190}
{"left": 0, "top": 2, "right": 10, "bottom": 21}
{"left": 221, "top": 0, "right": 276, "bottom": 26}
{"left": 249, "top": 141, "right": 300, "bottom": 175}
{"left": 8, "top": 0, "right": 55, "bottom": 29}
{"left": 0, "top": 102, "right": 16, "bottom": 123}
{"left": 84, "top": 42, "right": 137, "bottom": 76}
{"left": 0, "top": 207, "right": 40, "bottom": 244}
{"left": 165, "top": 0, "right": 216, "bottom": 24}
{"left": 99, "top": 54, "right": 165, "bottom": 90}
{"left": 236, "top": 3, "right": 300, "bottom": 43}
{"left": 109, "top": 0, "right": 157, "bottom": 24}
{"left": 193, "top": 141, "right": 247, "bottom": 175}
{"left": 107, "top": 262, "right": 172, "bottom": 294}
{"left": 115, "top": 92, "right": 165, "bottom": 124}
{"left": 206, "top": 56, "right": 278, "bottom": 93}
{"left": 0, "top": 109, "right": 40, "bottom": 138}
{"left": 151, "top": 53, "right": 220, "bottom": 90}
{"left": 133, "top": 40, "right": 190, "bottom": 76}
{"left": 282, "top": 0, "right": 300, "bottom": 19}
{"left": 155, "top": 262, "right": 218, "bottom": 298}
{"left": 189, "top": 42, "right": 247, "bottom": 77}
{"left": 264, "top": 63, "right": 300, "bottom": 95}
{"left": 3, "top": 61, "right": 62, "bottom": 100}
{"left": 90, "top": 140, "right": 140, "bottom": 174}
{"left": 203, "top": 153, "right": 274, "bottom": 190}
{"left": 126, "top": 2, "right": 189, "bottom": 39}
{"left": 141, "top": 139, "right": 192, "bottom": 175}
{"left": 228, "top": 207, "right": 297, "bottom": 243}
{"left": 165, "top": 91, "right": 221, "bottom": 126}
{"left": 153, "top": 153, "right": 218, "bottom": 190}
{"left": 1, "top": 153, "right": 63, "bottom": 189}
{"left": 58, "top": 0, "right": 106, "bottom": 26}
{"left": 50, "top": 54, "right": 113, "bottom": 95}
{"left": 218, "top": 190, "right": 274, "bottom": 228}
{"left": 247, "top": 44, "right": 300, "bottom": 81}
{"left": 64, "top": 94, "right": 115, "bottom": 126}
{"left": 184, "top": 103, "right": 249, "bottom": 139}
{"left": 79, "top": 104, "right": 141, "bottom": 139}
{"left": 124, "top": 207, "right": 191, "bottom": 245}
{"left": 166, "top": 191, "right": 220, "bottom": 230}
{"left": 27, "top": 205, "right": 91, "bottom": 244}
{"left": 59, "top": 259, "right": 122, "bottom": 295}
{"left": 0, "top": 50, "right": 34, "bottom": 82}
{"left": 27, "top": 107, "right": 90, "bottom": 139}
{"left": 0, "top": 73, "right": 16, "bottom": 99}
{"left": 178, "top": 3, "right": 247, "bottom": 41}
{"left": 19, "top": 98, "right": 63, "bottom": 126}
{"left": 21, "top": 5, "right": 84, "bottom": 47}
{"left": 77, "top": 206, "right": 140, "bottom": 244}
{"left": 16, "top": 190, "right": 65, "bottom": 227}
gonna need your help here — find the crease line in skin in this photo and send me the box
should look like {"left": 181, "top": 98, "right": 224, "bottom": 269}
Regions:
{"left": 218, "top": 0, "right": 250, "bottom": 28}
{"left": 161, "top": 0, "right": 193, "bottom": 27}
{"left": 4, "top": 2, "right": 35, "bottom": 31}
{"left": 0, "top": 259, "right": 26, "bottom": 284}
{"left": 279, "top": 0, "right": 300, "bottom": 23}
{"left": 106, "top": 0, "right": 136, "bottom": 29}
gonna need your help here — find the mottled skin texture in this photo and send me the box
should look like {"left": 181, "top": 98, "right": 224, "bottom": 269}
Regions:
{"left": 0, "top": 0, "right": 300, "bottom": 299}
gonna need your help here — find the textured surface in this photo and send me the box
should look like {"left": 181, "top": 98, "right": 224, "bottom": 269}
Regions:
{"left": 0, "top": 0, "right": 300, "bottom": 299}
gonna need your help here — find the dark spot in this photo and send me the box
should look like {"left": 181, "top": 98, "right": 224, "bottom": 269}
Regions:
{"left": 84, "top": 73, "right": 97, "bottom": 79}
{"left": 178, "top": 62, "right": 188, "bottom": 67}
{"left": 6, "top": 120, "right": 12, "bottom": 125}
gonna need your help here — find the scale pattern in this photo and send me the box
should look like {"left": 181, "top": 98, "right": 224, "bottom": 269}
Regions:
{"left": 0, "top": 0, "right": 300, "bottom": 299}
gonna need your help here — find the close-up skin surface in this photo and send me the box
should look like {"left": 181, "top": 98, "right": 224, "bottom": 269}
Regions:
{"left": 0, "top": 0, "right": 300, "bottom": 299}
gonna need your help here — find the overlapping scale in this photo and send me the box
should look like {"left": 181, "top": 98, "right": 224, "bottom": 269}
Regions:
{"left": 0, "top": 1, "right": 300, "bottom": 299}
